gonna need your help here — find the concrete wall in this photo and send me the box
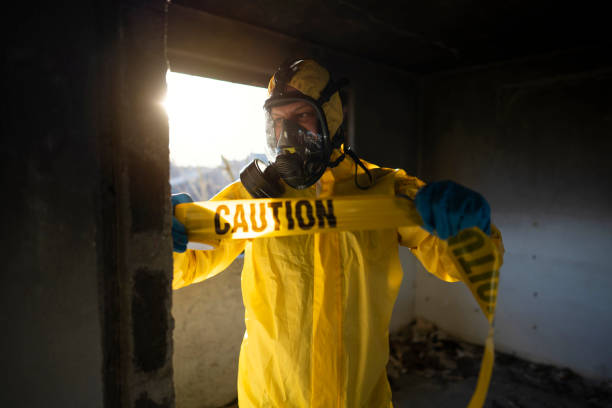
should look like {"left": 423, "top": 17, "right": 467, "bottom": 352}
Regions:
{"left": 415, "top": 48, "right": 612, "bottom": 381}
{"left": 173, "top": 257, "right": 245, "bottom": 408}
{"left": 167, "top": 4, "right": 421, "bottom": 406}
{"left": 2, "top": 3, "right": 105, "bottom": 399}
{"left": 1, "top": 1, "right": 174, "bottom": 407}
{"left": 390, "top": 248, "right": 420, "bottom": 333}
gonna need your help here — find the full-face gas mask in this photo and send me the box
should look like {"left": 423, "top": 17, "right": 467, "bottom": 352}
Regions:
{"left": 240, "top": 95, "right": 332, "bottom": 198}
{"left": 265, "top": 96, "right": 332, "bottom": 188}
{"left": 240, "top": 60, "right": 348, "bottom": 198}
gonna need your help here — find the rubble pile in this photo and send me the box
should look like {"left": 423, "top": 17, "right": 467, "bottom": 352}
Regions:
{"left": 387, "top": 318, "right": 483, "bottom": 385}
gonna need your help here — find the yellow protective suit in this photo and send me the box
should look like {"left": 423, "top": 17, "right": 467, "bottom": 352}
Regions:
{"left": 172, "top": 60, "right": 504, "bottom": 407}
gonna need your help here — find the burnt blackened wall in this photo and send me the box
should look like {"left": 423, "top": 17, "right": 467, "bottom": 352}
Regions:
{"left": 415, "top": 47, "right": 612, "bottom": 380}
{"left": 1, "top": 1, "right": 173, "bottom": 407}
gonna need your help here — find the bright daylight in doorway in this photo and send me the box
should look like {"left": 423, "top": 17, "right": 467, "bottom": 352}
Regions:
{"left": 163, "top": 71, "right": 269, "bottom": 168}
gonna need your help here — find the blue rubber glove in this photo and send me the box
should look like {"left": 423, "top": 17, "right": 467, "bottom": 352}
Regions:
{"left": 415, "top": 180, "right": 491, "bottom": 240}
{"left": 172, "top": 193, "right": 193, "bottom": 253}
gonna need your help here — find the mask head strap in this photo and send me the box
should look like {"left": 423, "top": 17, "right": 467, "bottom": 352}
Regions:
{"left": 271, "top": 59, "right": 303, "bottom": 97}
{"left": 346, "top": 147, "right": 374, "bottom": 190}
{"left": 328, "top": 129, "right": 346, "bottom": 168}
{"left": 317, "top": 77, "right": 349, "bottom": 105}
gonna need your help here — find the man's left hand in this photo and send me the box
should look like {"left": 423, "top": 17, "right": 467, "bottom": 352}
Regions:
{"left": 415, "top": 180, "right": 491, "bottom": 240}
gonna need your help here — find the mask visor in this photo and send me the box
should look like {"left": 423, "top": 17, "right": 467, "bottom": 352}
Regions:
{"left": 263, "top": 96, "right": 331, "bottom": 189}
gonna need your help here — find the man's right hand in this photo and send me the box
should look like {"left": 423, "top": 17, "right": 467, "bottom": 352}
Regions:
{"left": 172, "top": 193, "right": 193, "bottom": 253}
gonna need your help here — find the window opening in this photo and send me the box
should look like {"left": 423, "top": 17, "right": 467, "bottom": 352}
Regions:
{"left": 164, "top": 70, "right": 269, "bottom": 201}
{"left": 165, "top": 71, "right": 265, "bottom": 407}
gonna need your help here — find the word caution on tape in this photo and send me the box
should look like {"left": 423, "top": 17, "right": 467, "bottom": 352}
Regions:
{"left": 175, "top": 195, "right": 502, "bottom": 408}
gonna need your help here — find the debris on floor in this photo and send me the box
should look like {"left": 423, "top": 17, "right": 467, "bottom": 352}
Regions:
{"left": 388, "top": 318, "right": 612, "bottom": 408}
{"left": 388, "top": 317, "right": 482, "bottom": 383}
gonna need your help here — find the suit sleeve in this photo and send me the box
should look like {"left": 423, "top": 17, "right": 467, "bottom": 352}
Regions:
{"left": 172, "top": 181, "right": 248, "bottom": 290}
{"left": 394, "top": 170, "right": 505, "bottom": 283}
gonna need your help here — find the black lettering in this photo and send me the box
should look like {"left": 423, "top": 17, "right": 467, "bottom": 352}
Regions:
{"left": 214, "top": 205, "right": 231, "bottom": 235}
{"left": 285, "top": 200, "right": 295, "bottom": 230}
{"left": 315, "top": 199, "right": 337, "bottom": 228}
{"left": 468, "top": 269, "right": 499, "bottom": 284}
{"left": 477, "top": 281, "right": 498, "bottom": 303}
{"left": 232, "top": 204, "right": 249, "bottom": 233}
{"left": 457, "top": 254, "right": 495, "bottom": 275}
{"left": 449, "top": 229, "right": 485, "bottom": 256}
{"left": 296, "top": 200, "right": 315, "bottom": 230}
{"left": 250, "top": 203, "right": 267, "bottom": 232}
{"left": 268, "top": 202, "right": 283, "bottom": 231}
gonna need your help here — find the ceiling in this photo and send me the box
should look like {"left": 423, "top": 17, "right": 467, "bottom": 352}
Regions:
{"left": 172, "top": 0, "right": 610, "bottom": 73}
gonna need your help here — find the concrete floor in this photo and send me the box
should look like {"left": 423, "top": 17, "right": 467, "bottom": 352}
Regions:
{"left": 216, "top": 319, "right": 612, "bottom": 408}
{"left": 391, "top": 364, "right": 612, "bottom": 408}
{"left": 389, "top": 320, "right": 612, "bottom": 408}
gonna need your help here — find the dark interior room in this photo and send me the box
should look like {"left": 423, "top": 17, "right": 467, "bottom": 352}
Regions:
{"left": 2, "top": 1, "right": 611, "bottom": 407}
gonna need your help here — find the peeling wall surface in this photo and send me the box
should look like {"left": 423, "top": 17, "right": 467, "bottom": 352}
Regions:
{"left": 416, "top": 49, "right": 612, "bottom": 381}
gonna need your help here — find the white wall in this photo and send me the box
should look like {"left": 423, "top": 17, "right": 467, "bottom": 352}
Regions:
{"left": 415, "top": 214, "right": 612, "bottom": 381}
{"left": 390, "top": 247, "right": 419, "bottom": 333}
{"left": 417, "top": 50, "right": 612, "bottom": 381}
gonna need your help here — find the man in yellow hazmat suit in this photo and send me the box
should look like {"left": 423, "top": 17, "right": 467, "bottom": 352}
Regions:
{"left": 171, "top": 59, "right": 504, "bottom": 407}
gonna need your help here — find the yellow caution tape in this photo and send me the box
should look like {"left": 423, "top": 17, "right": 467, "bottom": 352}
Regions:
{"left": 175, "top": 195, "right": 501, "bottom": 407}
{"left": 174, "top": 195, "right": 424, "bottom": 245}
{"left": 445, "top": 228, "right": 501, "bottom": 407}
